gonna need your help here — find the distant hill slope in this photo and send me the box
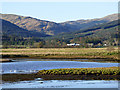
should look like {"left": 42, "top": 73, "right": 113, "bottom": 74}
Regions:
{"left": 60, "top": 14, "right": 118, "bottom": 32}
{"left": 49, "top": 19, "right": 119, "bottom": 42}
{"left": 1, "top": 14, "right": 69, "bottom": 35}
{"left": 1, "top": 13, "right": 118, "bottom": 35}
{"left": 41, "top": 19, "right": 119, "bottom": 47}
{"left": 1, "top": 19, "right": 48, "bottom": 37}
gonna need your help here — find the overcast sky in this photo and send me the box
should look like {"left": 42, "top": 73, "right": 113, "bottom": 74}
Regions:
{"left": 1, "top": 2, "right": 118, "bottom": 23}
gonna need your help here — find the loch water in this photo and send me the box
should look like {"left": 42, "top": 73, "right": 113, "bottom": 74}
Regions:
{"left": 1, "top": 59, "right": 119, "bottom": 88}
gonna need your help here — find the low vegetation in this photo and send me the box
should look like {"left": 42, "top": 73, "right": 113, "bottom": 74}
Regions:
{"left": 2, "top": 48, "right": 119, "bottom": 61}
{"left": 37, "top": 67, "right": 120, "bottom": 76}
{"left": 2, "top": 67, "right": 120, "bottom": 82}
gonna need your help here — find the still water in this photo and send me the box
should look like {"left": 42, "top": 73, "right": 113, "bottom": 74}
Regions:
{"left": 1, "top": 59, "right": 119, "bottom": 74}
{"left": 2, "top": 80, "right": 118, "bottom": 88}
{"left": 1, "top": 59, "right": 119, "bottom": 88}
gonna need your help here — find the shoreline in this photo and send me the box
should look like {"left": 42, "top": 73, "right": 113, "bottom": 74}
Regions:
{"left": 2, "top": 74, "right": 120, "bottom": 82}
{"left": 0, "top": 59, "right": 14, "bottom": 62}
{"left": 2, "top": 55, "right": 120, "bottom": 62}
{"left": 1, "top": 57, "right": 119, "bottom": 63}
{"left": 2, "top": 67, "right": 120, "bottom": 82}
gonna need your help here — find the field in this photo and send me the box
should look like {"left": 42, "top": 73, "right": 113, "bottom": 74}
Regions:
{"left": 2, "top": 48, "right": 119, "bottom": 60}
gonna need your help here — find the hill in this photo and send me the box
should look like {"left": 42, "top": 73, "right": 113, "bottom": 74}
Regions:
{"left": 43, "top": 19, "right": 119, "bottom": 47}
{"left": 1, "top": 13, "right": 119, "bottom": 48}
{"left": 60, "top": 14, "right": 118, "bottom": 32}
{"left": 1, "top": 13, "right": 118, "bottom": 35}
{"left": 1, "top": 14, "right": 69, "bottom": 35}
{"left": 1, "top": 19, "right": 48, "bottom": 37}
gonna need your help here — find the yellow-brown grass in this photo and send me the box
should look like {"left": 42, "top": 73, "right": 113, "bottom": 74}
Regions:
{"left": 1, "top": 48, "right": 119, "bottom": 60}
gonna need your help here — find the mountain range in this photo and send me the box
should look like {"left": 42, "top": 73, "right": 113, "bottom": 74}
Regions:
{"left": 1, "top": 13, "right": 118, "bottom": 37}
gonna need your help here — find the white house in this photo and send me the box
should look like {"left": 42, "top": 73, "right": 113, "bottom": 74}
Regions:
{"left": 103, "top": 44, "right": 107, "bottom": 46}
{"left": 67, "top": 43, "right": 80, "bottom": 46}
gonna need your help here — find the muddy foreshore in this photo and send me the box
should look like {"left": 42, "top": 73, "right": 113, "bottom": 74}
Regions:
{"left": 2, "top": 73, "right": 120, "bottom": 83}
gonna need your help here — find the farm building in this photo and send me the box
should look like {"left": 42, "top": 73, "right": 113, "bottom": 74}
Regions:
{"left": 67, "top": 43, "right": 80, "bottom": 46}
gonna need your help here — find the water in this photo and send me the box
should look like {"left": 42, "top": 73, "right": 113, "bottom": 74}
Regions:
{"left": 1, "top": 59, "right": 119, "bottom": 88}
{"left": 1, "top": 59, "right": 119, "bottom": 74}
{"left": 2, "top": 80, "right": 118, "bottom": 88}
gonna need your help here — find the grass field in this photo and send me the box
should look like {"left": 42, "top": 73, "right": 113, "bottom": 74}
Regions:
{"left": 2, "top": 48, "right": 119, "bottom": 60}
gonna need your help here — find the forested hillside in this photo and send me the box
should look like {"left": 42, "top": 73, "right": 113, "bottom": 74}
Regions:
{"left": 42, "top": 19, "right": 119, "bottom": 48}
{"left": 2, "top": 19, "right": 119, "bottom": 48}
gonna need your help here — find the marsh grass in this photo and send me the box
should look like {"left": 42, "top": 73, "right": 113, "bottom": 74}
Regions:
{"left": 37, "top": 67, "right": 120, "bottom": 76}
{"left": 2, "top": 48, "right": 119, "bottom": 60}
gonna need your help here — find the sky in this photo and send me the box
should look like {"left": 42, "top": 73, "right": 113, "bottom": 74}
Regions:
{"left": 1, "top": 2, "right": 118, "bottom": 23}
